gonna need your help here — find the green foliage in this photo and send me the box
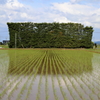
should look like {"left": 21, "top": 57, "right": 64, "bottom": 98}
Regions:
{"left": 7, "top": 22, "right": 93, "bottom": 48}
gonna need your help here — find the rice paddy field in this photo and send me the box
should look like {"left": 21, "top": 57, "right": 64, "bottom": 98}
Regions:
{"left": 0, "top": 49, "right": 100, "bottom": 100}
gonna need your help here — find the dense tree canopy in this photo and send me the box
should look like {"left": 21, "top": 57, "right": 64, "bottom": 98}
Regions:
{"left": 7, "top": 22, "right": 93, "bottom": 48}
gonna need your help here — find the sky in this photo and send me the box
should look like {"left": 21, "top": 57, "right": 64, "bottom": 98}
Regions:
{"left": 0, "top": 0, "right": 100, "bottom": 42}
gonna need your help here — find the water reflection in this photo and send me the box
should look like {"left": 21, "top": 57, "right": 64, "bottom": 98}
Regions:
{"left": 1, "top": 50, "right": 100, "bottom": 100}
{"left": 0, "top": 50, "right": 9, "bottom": 96}
{"left": 0, "top": 50, "right": 9, "bottom": 78}
{"left": 7, "top": 50, "right": 93, "bottom": 76}
{"left": 92, "top": 53, "right": 100, "bottom": 68}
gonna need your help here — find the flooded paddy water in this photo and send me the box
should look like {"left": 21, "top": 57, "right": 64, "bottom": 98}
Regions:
{"left": 0, "top": 49, "right": 100, "bottom": 100}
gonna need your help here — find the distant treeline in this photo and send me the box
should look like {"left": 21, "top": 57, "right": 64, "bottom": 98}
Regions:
{"left": 7, "top": 22, "right": 93, "bottom": 48}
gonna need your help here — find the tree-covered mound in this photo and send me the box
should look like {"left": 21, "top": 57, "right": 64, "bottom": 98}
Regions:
{"left": 7, "top": 22, "right": 93, "bottom": 48}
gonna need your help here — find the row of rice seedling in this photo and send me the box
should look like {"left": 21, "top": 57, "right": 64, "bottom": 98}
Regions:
{"left": 36, "top": 51, "right": 47, "bottom": 100}
{"left": 53, "top": 50, "right": 83, "bottom": 100}
{"left": 0, "top": 50, "right": 37, "bottom": 87}
{"left": 52, "top": 53, "right": 68, "bottom": 100}
{"left": 8, "top": 50, "right": 42, "bottom": 75}
{"left": 53, "top": 51, "right": 77, "bottom": 100}
{"left": 45, "top": 51, "right": 49, "bottom": 100}
{"left": 0, "top": 56, "right": 29, "bottom": 91}
{"left": 0, "top": 58, "right": 32, "bottom": 99}
{"left": 61, "top": 56, "right": 95, "bottom": 100}
{"left": 0, "top": 52, "right": 9, "bottom": 83}
{"left": 10, "top": 63, "right": 35, "bottom": 100}
{"left": 53, "top": 49, "right": 99, "bottom": 99}
{"left": 0, "top": 49, "right": 100, "bottom": 100}
{"left": 25, "top": 51, "right": 47, "bottom": 100}
{"left": 0, "top": 52, "right": 32, "bottom": 91}
{"left": 50, "top": 52, "right": 59, "bottom": 100}
{"left": 55, "top": 63, "right": 75, "bottom": 99}
{"left": 54, "top": 50, "right": 91, "bottom": 100}
{"left": 67, "top": 52, "right": 100, "bottom": 100}
{"left": 16, "top": 54, "right": 46, "bottom": 100}
{"left": 0, "top": 50, "right": 45, "bottom": 99}
{"left": 13, "top": 50, "right": 47, "bottom": 100}
{"left": 50, "top": 50, "right": 86, "bottom": 99}
{"left": 81, "top": 72, "right": 100, "bottom": 99}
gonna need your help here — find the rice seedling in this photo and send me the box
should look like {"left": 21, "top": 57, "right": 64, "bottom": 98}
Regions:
{"left": 0, "top": 49, "right": 100, "bottom": 100}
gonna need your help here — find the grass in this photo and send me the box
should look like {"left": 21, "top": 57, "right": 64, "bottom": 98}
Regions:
{"left": 0, "top": 45, "right": 9, "bottom": 48}
{"left": 86, "top": 45, "right": 100, "bottom": 53}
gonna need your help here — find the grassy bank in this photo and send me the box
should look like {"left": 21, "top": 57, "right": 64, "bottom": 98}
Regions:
{"left": 0, "top": 45, "right": 9, "bottom": 48}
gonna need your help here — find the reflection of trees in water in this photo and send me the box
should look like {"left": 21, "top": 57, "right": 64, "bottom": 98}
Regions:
{"left": 8, "top": 50, "right": 93, "bottom": 76}
{"left": 0, "top": 50, "right": 9, "bottom": 77}
{"left": 92, "top": 53, "right": 100, "bottom": 68}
